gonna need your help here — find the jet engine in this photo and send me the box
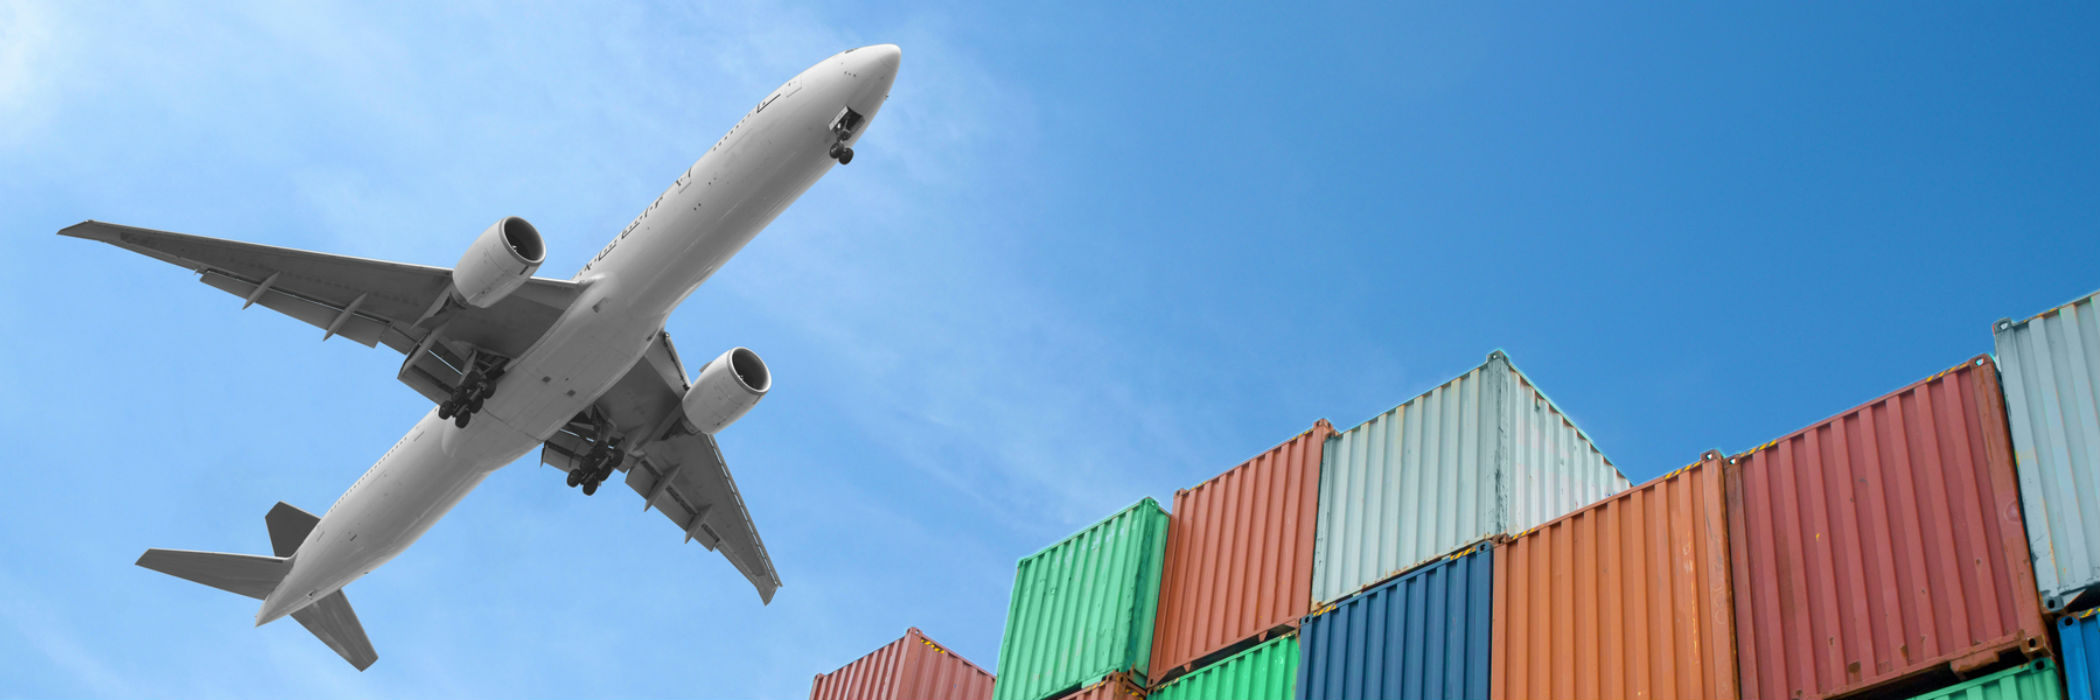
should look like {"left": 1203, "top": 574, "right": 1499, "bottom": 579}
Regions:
{"left": 682, "top": 347, "right": 771, "bottom": 434}
{"left": 451, "top": 216, "right": 546, "bottom": 308}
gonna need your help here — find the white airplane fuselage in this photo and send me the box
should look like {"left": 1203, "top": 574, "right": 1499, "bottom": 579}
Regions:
{"left": 256, "top": 45, "right": 900, "bottom": 625}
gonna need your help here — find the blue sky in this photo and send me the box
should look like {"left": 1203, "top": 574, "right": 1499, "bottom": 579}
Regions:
{"left": 2, "top": 1, "right": 2096, "bottom": 697}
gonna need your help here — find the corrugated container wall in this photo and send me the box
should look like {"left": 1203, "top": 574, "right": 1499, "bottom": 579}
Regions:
{"left": 1898, "top": 660, "right": 2061, "bottom": 700}
{"left": 1060, "top": 672, "right": 1146, "bottom": 700}
{"left": 1313, "top": 351, "right": 1628, "bottom": 605}
{"left": 994, "top": 498, "right": 1169, "bottom": 700}
{"left": 1151, "top": 421, "right": 1331, "bottom": 682}
{"left": 1492, "top": 453, "right": 1737, "bottom": 700}
{"left": 2063, "top": 610, "right": 2100, "bottom": 700}
{"left": 810, "top": 627, "right": 997, "bottom": 700}
{"left": 1727, "top": 356, "right": 2047, "bottom": 700}
{"left": 1296, "top": 542, "right": 1493, "bottom": 700}
{"left": 1150, "top": 634, "right": 1298, "bottom": 700}
{"left": 1994, "top": 290, "right": 2100, "bottom": 611}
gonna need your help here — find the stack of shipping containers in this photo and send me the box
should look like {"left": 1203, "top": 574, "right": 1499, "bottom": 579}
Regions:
{"left": 810, "top": 287, "right": 2100, "bottom": 700}
{"left": 1300, "top": 351, "right": 1630, "bottom": 700}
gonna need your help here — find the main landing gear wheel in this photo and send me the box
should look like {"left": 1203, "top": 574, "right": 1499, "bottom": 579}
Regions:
{"left": 438, "top": 401, "right": 457, "bottom": 419}
{"left": 454, "top": 412, "right": 471, "bottom": 428}
{"left": 829, "top": 142, "right": 854, "bottom": 165}
{"left": 581, "top": 478, "right": 599, "bottom": 496}
{"left": 566, "top": 469, "right": 585, "bottom": 487}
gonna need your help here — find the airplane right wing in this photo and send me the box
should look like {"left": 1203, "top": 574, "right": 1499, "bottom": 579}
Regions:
{"left": 538, "top": 332, "right": 782, "bottom": 604}
{"left": 60, "top": 220, "right": 581, "bottom": 404}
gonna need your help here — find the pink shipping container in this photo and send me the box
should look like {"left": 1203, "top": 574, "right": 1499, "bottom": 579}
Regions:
{"left": 810, "top": 627, "right": 996, "bottom": 700}
{"left": 1727, "top": 355, "right": 2048, "bottom": 699}
{"left": 1150, "top": 420, "right": 1332, "bottom": 684}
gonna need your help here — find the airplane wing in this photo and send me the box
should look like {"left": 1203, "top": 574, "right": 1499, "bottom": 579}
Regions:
{"left": 60, "top": 221, "right": 581, "bottom": 403}
{"left": 539, "top": 332, "right": 782, "bottom": 604}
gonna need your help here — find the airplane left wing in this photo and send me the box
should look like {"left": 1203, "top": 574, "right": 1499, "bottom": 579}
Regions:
{"left": 60, "top": 221, "right": 581, "bottom": 404}
{"left": 540, "top": 332, "right": 782, "bottom": 604}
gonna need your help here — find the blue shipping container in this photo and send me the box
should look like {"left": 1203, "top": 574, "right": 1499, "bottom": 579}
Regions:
{"left": 1296, "top": 542, "right": 1491, "bottom": 700}
{"left": 2066, "top": 609, "right": 2100, "bottom": 700}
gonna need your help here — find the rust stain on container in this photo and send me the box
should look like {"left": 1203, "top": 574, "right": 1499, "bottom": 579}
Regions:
{"left": 1727, "top": 356, "right": 2047, "bottom": 700}
{"left": 1493, "top": 453, "right": 1737, "bottom": 700}
{"left": 810, "top": 627, "right": 997, "bottom": 700}
{"left": 1150, "top": 420, "right": 1332, "bottom": 685}
{"left": 1058, "top": 672, "right": 1146, "bottom": 700}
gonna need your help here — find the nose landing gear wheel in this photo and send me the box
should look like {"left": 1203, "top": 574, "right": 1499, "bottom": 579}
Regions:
{"left": 829, "top": 142, "right": 854, "bottom": 164}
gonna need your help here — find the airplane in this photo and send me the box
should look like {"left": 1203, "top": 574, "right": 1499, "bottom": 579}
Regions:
{"left": 61, "top": 44, "right": 900, "bottom": 671}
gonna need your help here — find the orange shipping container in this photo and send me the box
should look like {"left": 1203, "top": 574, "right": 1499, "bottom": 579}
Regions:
{"left": 1728, "top": 356, "right": 2047, "bottom": 699}
{"left": 1059, "top": 672, "right": 1145, "bottom": 700}
{"left": 810, "top": 627, "right": 996, "bottom": 700}
{"left": 1492, "top": 453, "right": 1738, "bottom": 700}
{"left": 1150, "top": 420, "right": 1332, "bottom": 684}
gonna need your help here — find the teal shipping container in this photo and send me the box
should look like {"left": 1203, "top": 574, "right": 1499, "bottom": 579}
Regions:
{"left": 1312, "top": 351, "right": 1627, "bottom": 605}
{"left": 1899, "top": 659, "right": 2060, "bottom": 700}
{"left": 993, "top": 498, "right": 1170, "bottom": 700}
{"left": 1150, "top": 634, "right": 1298, "bottom": 700}
{"left": 1995, "top": 289, "right": 2100, "bottom": 611}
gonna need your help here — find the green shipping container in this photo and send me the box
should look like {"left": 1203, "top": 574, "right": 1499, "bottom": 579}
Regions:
{"left": 1150, "top": 634, "right": 1298, "bottom": 700}
{"left": 994, "top": 498, "right": 1170, "bottom": 700}
{"left": 1903, "top": 660, "right": 2061, "bottom": 700}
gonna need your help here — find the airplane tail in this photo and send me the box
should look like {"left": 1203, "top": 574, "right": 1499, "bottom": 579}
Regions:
{"left": 135, "top": 502, "right": 379, "bottom": 670}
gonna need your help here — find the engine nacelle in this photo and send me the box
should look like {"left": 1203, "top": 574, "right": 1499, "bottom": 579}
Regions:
{"left": 682, "top": 347, "right": 771, "bottom": 434}
{"left": 451, "top": 216, "right": 546, "bottom": 308}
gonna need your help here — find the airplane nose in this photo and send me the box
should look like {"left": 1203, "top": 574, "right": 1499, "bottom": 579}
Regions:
{"left": 854, "top": 44, "right": 901, "bottom": 80}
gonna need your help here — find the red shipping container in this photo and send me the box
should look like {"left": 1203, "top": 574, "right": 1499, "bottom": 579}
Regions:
{"left": 1150, "top": 420, "right": 1332, "bottom": 684}
{"left": 810, "top": 627, "right": 996, "bottom": 700}
{"left": 1727, "top": 355, "right": 2047, "bottom": 699}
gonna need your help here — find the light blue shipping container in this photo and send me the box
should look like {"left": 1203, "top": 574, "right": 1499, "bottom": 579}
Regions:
{"left": 1296, "top": 542, "right": 1491, "bottom": 700}
{"left": 1995, "top": 289, "right": 2100, "bottom": 611}
{"left": 1311, "top": 350, "right": 1627, "bottom": 605}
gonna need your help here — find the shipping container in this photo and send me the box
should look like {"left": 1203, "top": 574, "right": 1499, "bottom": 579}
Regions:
{"left": 1151, "top": 421, "right": 1331, "bottom": 683}
{"left": 1313, "top": 350, "right": 1628, "bottom": 605}
{"left": 995, "top": 498, "right": 1170, "bottom": 700}
{"left": 1727, "top": 356, "right": 2047, "bottom": 700}
{"left": 1060, "top": 672, "right": 1146, "bottom": 700}
{"left": 1899, "top": 659, "right": 2061, "bottom": 700}
{"left": 1296, "top": 542, "right": 1492, "bottom": 700}
{"left": 1492, "top": 452, "right": 1736, "bottom": 700}
{"left": 2063, "top": 609, "right": 2100, "bottom": 700}
{"left": 1150, "top": 634, "right": 1298, "bottom": 700}
{"left": 1994, "top": 290, "right": 2100, "bottom": 612}
{"left": 810, "top": 627, "right": 996, "bottom": 700}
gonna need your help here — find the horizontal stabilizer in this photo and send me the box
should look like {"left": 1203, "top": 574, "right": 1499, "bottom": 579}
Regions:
{"left": 265, "top": 502, "right": 319, "bottom": 557}
{"left": 136, "top": 549, "right": 288, "bottom": 600}
{"left": 291, "top": 590, "right": 378, "bottom": 671}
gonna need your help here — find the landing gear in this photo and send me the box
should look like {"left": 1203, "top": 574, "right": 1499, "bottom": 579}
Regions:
{"left": 828, "top": 106, "right": 864, "bottom": 165}
{"left": 441, "top": 359, "right": 506, "bottom": 429}
{"left": 567, "top": 437, "right": 624, "bottom": 496}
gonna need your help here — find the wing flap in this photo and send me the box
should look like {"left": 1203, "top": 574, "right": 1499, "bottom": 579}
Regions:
{"left": 200, "top": 270, "right": 391, "bottom": 347}
{"left": 621, "top": 435, "right": 780, "bottom": 603}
